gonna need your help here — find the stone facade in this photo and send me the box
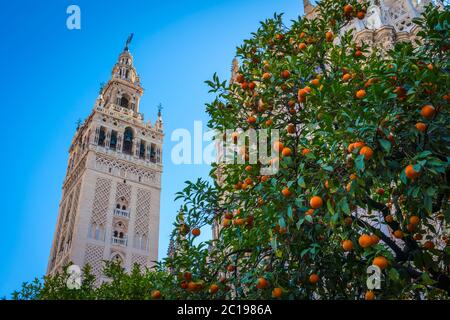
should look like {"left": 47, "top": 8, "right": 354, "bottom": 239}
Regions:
{"left": 47, "top": 40, "right": 164, "bottom": 282}
{"left": 303, "top": 0, "right": 437, "bottom": 50}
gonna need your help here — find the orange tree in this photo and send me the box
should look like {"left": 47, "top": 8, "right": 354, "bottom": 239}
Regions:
{"left": 165, "top": 0, "right": 449, "bottom": 300}
{"left": 13, "top": 1, "right": 449, "bottom": 300}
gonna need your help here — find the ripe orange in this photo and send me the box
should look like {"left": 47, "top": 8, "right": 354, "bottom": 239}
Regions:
{"left": 365, "top": 290, "right": 375, "bottom": 300}
{"left": 423, "top": 241, "right": 434, "bottom": 250}
{"left": 356, "top": 89, "right": 366, "bottom": 99}
{"left": 180, "top": 281, "right": 188, "bottom": 289}
{"left": 309, "top": 273, "right": 320, "bottom": 284}
{"left": 407, "top": 223, "right": 416, "bottom": 232}
{"left": 405, "top": 164, "right": 420, "bottom": 180}
{"left": 248, "top": 82, "right": 256, "bottom": 90}
{"left": 272, "top": 287, "right": 283, "bottom": 298}
{"left": 281, "top": 70, "right": 291, "bottom": 79}
{"left": 245, "top": 177, "right": 252, "bottom": 185}
{"left": 210, "top": 284, "right": 219, "bottom": 294}
{"left": 415, "top": 122, "right": 427, "bottom": 132}
{"left": 376, "top": 188, "right": 385, "bottom": 195}
{"left": 325, "top": 31, "right": 334, "bottom": 42}
{"left": 236, "top": 74, "right": 245, "bottom": 83}
{"left": 305, "top": 209, "right": 315, "bottom": 216}
{"left": 344, "top": 4, "right": 353, "bottom": 14}
{"left": 372, "top": 256, "right": 389, "bottom": 269}
{"left": 349, "top": 173, "right": 357, "bottom": 180}
{"left": 282, "top": 187, "right": 292, "bottom": 197}
{"left": 358, "top": 234, "right": 372, "bottom": 248}
{"left": 344, "top": 216, "right": 353, "bottom": 226}
{"left": 298, "top": 88, "right": 308, "bottom": 98}
{"left": 370, "top": 235, "right": 380, "bottom": 245}
{"left": 298, "top": 42, "right": 307, "bottom": 50}
{"left": 353, "top": 141, "right": 365, "bottom": 149}
{"left": 151, "top": 290, "right": 161, "bottom": 299}
{"left": 310, "top": 196, "right": 323, "bottom": 209}
{"left": 342, "top": 240, "right": 354, "bottom": 251}
{"left": 184, "top": 271, "right": 192, "bottom": 280}
{"left": 346, "top": 182, "right": 352, "bottom": 192}
{"left": 393, "top": 230, "right": 404, "bottom": 239}
{"left": 265, "top": 119, "right": 273, "bottom": 126}
{"left": 302, "top": 148, "right": 311, "bottom": 156}
{"left": 256, "top": 277, "right": 269, "bottom": 289}
{"left": 233, "top": 218, "right": 245, "bottom": 226}
{"left": 342, "top": 73, "right": 352, "bottom": 82}
{"left": 421, "top": 105, "right": 435, "bottom": 119}
{"left": 262, "top": 72, "right": 272, "bottom": 80}
{"left": 413, "top": 234, "right": 423, "bottom": 241}
{"left": 359, "top": 146, "right": 373, "bottom": 160}
{"left": 222, "top": 218, "right": 231, "bottom": 228}
{"left": 357, "top": 11, "right": 366, "bottom": 20}
{"left": 273, "top": 140, "right": 284, "bottom": 152}
{"left": 227, "top": 265, "right": 235, "bottom": 272}
{"left": 409, "top": 215, "right": 420, "bottom": 225}
{"left": 192, "top": 228, "right": 201, "bottom": 237}
{"left": 282, "top": 147, "right": 292, "bottom": 157}
{"left": 311, "top": 78, "right": 320, "bottom": 86}
{"left": 287, "top": 124, "right": 296, "bottom": 134}
{"left": 245, "top": 165, "right": 252, "bottom": 172}
{"left": 247, "top": 116, "right": 257, "bottom": 124}
{"left": 355, "top": 50, "right": 363, "bottom": 57}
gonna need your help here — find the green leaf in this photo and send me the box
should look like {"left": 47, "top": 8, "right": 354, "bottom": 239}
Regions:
{"left": 379, "top": 139, "right": 391, "bottom": 153}
{"left": 355, "top": 154, "right": 365, "bottom": 172}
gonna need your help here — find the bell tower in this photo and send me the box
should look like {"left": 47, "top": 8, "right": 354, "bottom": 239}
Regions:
{"left": 47, "top": 35, "right": 164, "bottom": 283}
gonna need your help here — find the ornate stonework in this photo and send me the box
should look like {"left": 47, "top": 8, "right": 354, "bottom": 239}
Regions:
{"left": 47, "top": 38, "right": 164, "bottom": 281}
{"left": 303, "top": 0, "right": 436, "bottom": 50}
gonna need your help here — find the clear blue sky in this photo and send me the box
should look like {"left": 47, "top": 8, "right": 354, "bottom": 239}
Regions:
{"left": 0, "top": 0, "right": 305, "bottom": 297}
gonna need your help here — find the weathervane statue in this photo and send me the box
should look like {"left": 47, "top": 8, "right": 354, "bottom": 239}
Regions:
{"left": 124, "top": 33, "right": 134, "bottom": 51}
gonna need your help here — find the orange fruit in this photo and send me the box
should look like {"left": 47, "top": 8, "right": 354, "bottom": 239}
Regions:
{"left": 370, "top": 235, "right": 380, "bottom": 245}
{"left": 311, "top": 78, "right": 320, "bottom": 86}
{"left": 346, "top": 182, "right": 352, "bottom": 192}
{"left": 365, "top": 290, "right": 375, "bottom": 300}
{"left": 248, "top": 82, "right": 256, "bottom": 90}
{"left": 359, "top": 146, "right": 373, "bottom": 160}
{"left": 210, "top": 284, "right": 219, "bottom": 294}
{"left": 262, "top": 72, "right": 272, "bottom": 80}
{"left": 180, "top": 281, "right": 188, "bottom": 289}
{"left": 342, "top": 73, "right": 352, "bottom": 82}
{"left": 282, "top": 147, "right": 292, "bottom": 157}
{"left": 281, "top": 70, "right": 291, "bottom": 79}
{"left": 233, "top": 218, "right": 245, "bottom": 226}
{"left": 287, "top": 124, "right": 296, "bottom": 134}
{"left": 372, "top": 256, "right": 389, "bottom": 269}
{"left": 349, "top": 173, "right": 357, "bottom": 180}
{"left": 354, "top": 50, "right": 363, "bottom": 57}
{"left": 344, "top": 4, "right": 353, "bottom": 14}
{"left": 256, "top": 277, "right": 269, "bottom": 289}
{"left": 151, "top": 290, "right": 161, "bottom": 299}
{"left": 309, "top": 273, "right": 320, "bottom": 284}
{"left": 421, "top": 105, "right": 435, "bottom": 119}
{"left": 384, "top": 214, "right": 393, "bottom": 223}
{"left": 413, "top": 234, "right": 423, "bottom": 241}
{"left": 325, "top": 31, "right": 334, "bottom": 42}
{"left": 227, "top": 265, "right": 235, "bottom": 272}
{"left": 192, "top": 228, "right": 201, "bottom": 237}
{"left": 405, "top": 164, "right": 420, "bottom": 180}
{"left": 222, "top": 218, "right": 231, "bottom": 228}
{"left": 298, "top": 42, "right": 307, "bottom": 50}
{"left": 272, "top": 287, "right": 283, "bottom": 298}
{"left": 356, "top": 89, "right": 366, "bottom": 99}
{"left": 302, "top": 148, "right": 311, "bottom": 156}
{"left": 344, "top": 216, "right": 353, "bottom": 226}
{"left": 393, "top": 230, "right": 404, "bottom": 239}
{"left": 305, "top": 209, "right": 315, "bottom": 216}
{"left": 184, "top": 271, "right": 192, "bottom": 280}
{"left": 353, "top": 141, "right": 365, "bottom": 149}
{"left": 423, "top": 241, "right": 434, "bottom": 250}
{"left": 265, "top": 119, "right": 273, "bottom": 126}
{"left": 247, "top": 116, "right": 257, "bottom": 124}
{"left": 358, "top": 234, "right": 372, "bottom": 248}
{"left": 310, "top": 196, "right": 323, "bottom": 209}
{"left": 407, "top": 223, "right": 416, "bottom": 232}
{"left": 409, "top": 215, "right": 420, "bottom": 225}
{"left": 273, "top": 140, "right": 284, "bottom": 152}
{"left": 245, "top": 165, "right": 252, "bottom": 172}
{"left": 236, "top": 74, "right": 245, "bottom": 83}
{"left": 342, "top": 240, "right": 354, "bottom": 251}
{"left": 282, "top": 187, "right": 292, "bottom": 197}
{"left": 415, "top": 122, "right": 427, "bottom": 132}
{"left": 357, "top": 11, "right": 366, "bottom": 20}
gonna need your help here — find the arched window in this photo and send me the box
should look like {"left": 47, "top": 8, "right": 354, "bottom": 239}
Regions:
{"left": 116, "top": 204, "right": 120, "bottom": 209}
{"left": 120, "top": 96, "right": 129, "bottom": 108}
{"left": 111, "top": 253, "right": 123, "bottom": 266}
{"left": 113, "top": 230, "right": 118, "bottom": 238}
{"left": 122, "top": 205, "right": 126, "bottom": 210}
{"left": 98, "top": 126, "right": 106, "bottom": 147}
{"left": 110, "top": 130, "right": 118, "bottom": 150}
{"left": 122, "top": 127, "right": 133, "bottom": 155}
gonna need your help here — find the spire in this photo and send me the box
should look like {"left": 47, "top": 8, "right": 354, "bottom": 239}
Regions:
{"left": 124, "top": 33, "right": 134, "bottom": 51}
{"left": 230, "top": 58, "right": 239, "bottom": 84}
{"left": 303, "top": 0, "right": 315, "bottom": 16}
{"left": 155, "top": 103, "right": 163, "bottom": 131}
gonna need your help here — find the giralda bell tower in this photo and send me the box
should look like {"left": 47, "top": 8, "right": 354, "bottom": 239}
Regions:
{"left": 47, "top": 35, "right": 164, "bottom": 283}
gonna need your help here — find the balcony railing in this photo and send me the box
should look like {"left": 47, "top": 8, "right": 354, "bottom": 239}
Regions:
{"left": 111, "top": 236, "right": 128, "bottom": 247}
{"left": 113, "top": 208, "right": 130, "bottom": 219}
